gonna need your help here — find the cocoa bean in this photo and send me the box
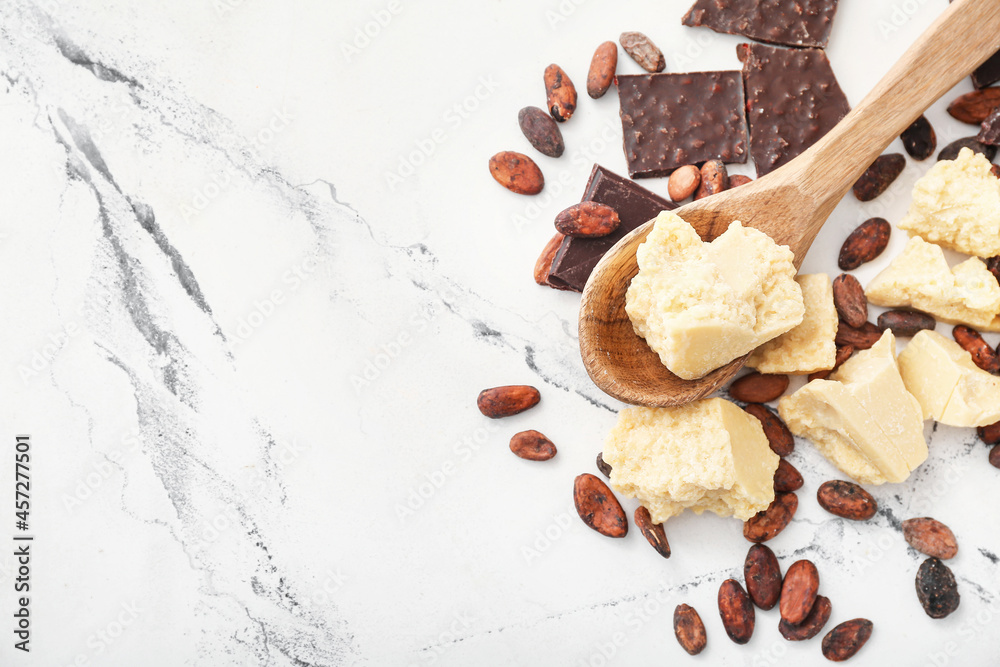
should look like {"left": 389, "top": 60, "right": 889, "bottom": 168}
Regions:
{"left": 901, "top": 114, "right": 937, "bottom": 160}
{"left": 835, "top": 321, "right": 882, "bottom": 350}
{"left": 518, "top": 106, "right": 565, "bottom": 158}
{"left": 990, "top": 444, "right": 1000, "bottom": 469}
{"left": 744, "top": 544, "right": 782, "bottom": 610}
{"left": 534, "top": 233, "right": 568, "bottom": 289}
{"left": 509, "top": 430, "right": 557, "bottom": 461}
{"left": 979, "top": 420, "right": 1000, "bottom": 445}
{"left": 489, "top": 151, "right": 544, "bottom": 195}
{"left": 817, "top": 480, "right": 877, "bottom": 520}
{"left": 554, "top": 201, "right": 620, "bottom": 238}
{"left": 773, "top": 459, "right": 804, "bottom": 493}
{"left": 779, "top": 560, "right": 820, "bottom": 626}
{"left": 779, "top": 595, "right": 832, "bottom": 641}
{"left": 822, "top": 619, "right": 873, "bottom": 661}
{"left": 573, "top": 473, "right": 628, "bottom": 538}
{"left": 839, "top": 217, "right": 891, "bottom": 270}
{"left": 729, "top": 373, "right": 789, "bottom": 403}
{"left": 729, "top": 174, "right": 753, "bottom": 187}
{"left": 952, "top": 325, "right": 1000, "bottom": 373}
{"left": 986, "top": 256, "right": 1000, "bottom": 285}
{"left": 743, "top": 404, "right": 794, "bottom": 456}
{"left": 876, "top": 309, "right": 936, "bottom": 338}
{"left": 947, "top": 87, "right": 1000, "bottom": 124}
{"left": 695, "top": 159, "right": 729, "bottom": 200}
{"left": 596, "top": 452, "right": 612, "bottom": 478}
{"left": 477, "top": 385, "right": 540, "bottom": 418}
{"left": 853, "top": 153, "right": 905, "bottom": 202}
{"left": 619, "top": 31, "right": 665, "bottom": 73}
{"left": 808, "top": 345, "right": 854, "bottom": 381}
{"left": 743, "top": 492, "right": 798, "bottom": 543}
{"left": 634, "top": 506, "right": 670, "bottom": 558}
{"left": 902, "top": 517, "right": 958, "bottom": 560}
{"left": 587, "top": 41, "right": 618, "bottom": 99}
{"left": 718, "top": 579, "right": 755, "bottom": 644}
{"left": 544, "top": 64, "right": 577, "bottom": 122}
{"left": 667, "top": 165, "right": 701, "bottom": 202}
{"left": 673, "top": 604, "right": 707, "bottom": 655}
{"left": 916, "top": 557, "right": 960, "bottom": 619}
{"left": 832, "top": 274, "right": 868, "bottom": 328}
{"left": 938, "top": 136, "right": 997, "bottom": 162}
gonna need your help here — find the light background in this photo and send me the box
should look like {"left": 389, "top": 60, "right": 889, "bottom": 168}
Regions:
{"left": 0, "top": 0, "right": 998, "bottom": 665}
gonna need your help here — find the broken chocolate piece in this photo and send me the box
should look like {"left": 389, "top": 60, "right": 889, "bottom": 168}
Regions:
{"left": 617, "top": 71, "right": 748, "bottom": 179}
{"left": 979, "top": 107, "right": 1000, "bottom": 146}
{"left": 739, "top": 43, "right": 850, "bottom": 177}
{"left": 682, "top": 0, "right": 840, "bottom": 49}
{"left": 547, "top": 166, "right": 675, "bottom": 292}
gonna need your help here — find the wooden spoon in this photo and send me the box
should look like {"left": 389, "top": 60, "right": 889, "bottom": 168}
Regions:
{"left": 579, "top": 0, "right": 1000, "bottom": 407}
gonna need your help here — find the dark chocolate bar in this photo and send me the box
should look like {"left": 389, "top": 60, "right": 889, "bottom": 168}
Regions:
{"left": 547, "top": 166, "right": 675, "bottom": 292}
{"left": 739, "top": 42, "right": 850, "bottom": 176}
{"left": 683, "top": 0, "right": 840, "bottom": 49}
{"left": 617, "top": 71, "right": 748, "bottom": 179}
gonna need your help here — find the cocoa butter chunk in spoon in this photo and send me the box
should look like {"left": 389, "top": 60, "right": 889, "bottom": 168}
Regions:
{"left": 578, "top": 0, "right": 1000, "bottom": 408}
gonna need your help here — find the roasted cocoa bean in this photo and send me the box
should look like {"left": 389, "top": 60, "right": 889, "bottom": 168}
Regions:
{"left": 718, "top": 579, "right": 755, "bottom": 644}
{"left": 729, "top": 373, "right": 789, "bottom": 403}
{"left": 667, "top": 165, "right": 701, "bottom": 202}
{"left": 518, "top": 106, "right": 565, "bottom": 158}
{"left": 554, "top": 202, "right": 620, "bottom": 238}
{"left": 773, "top": 459, "right": 804, "bottom": 493}
{"left": 489, "top": 151, "right": 544, "bottom": 195}
{"left": 808, "top": 345, "right": 854, "bottom": 381}
{"left": 780, "top": 560, "right": 820, "bottom": 626}
{"left": 695, "top": 159, "right": 729, "bottom": 200}
{"left": 901, "top": 114, "right": 937, "bottom": 160}
{"left": 902, "top": 517, "right": 958, "bottom": 560}
{"left": 853, "top": 153, "right": 905, "bottom": 201}
{"left": 938, "top": 136, "right": 997, "bottom": 162}
{"left": 779, "top": 595, "right": 832, "bottom": 641}
{"left": 835, "top": 321, "right": 882, "bottom": 350}
{"left": 573, "top": 473, "right": 628, "bottom": 538}
{"left": 743, "top": 492, "right": 798, "bottom": 543}
{"left": 832, "top": 274, "right": 868, "bottom": 328}
{"left": 839, "top": 217, "right": 891, "bottom": 270}
{"left": 822, "top": 619, "right": 873, "bottom": 661}
{"left": 619, "top": 31, "right": 665, "bottom": 73}
{"left": 743, "top": 404, "right": 794, "bottom": 456}
{"left": 596, "top": 452, "right": 612, "bottom": 478}
{"left": 673, "top": 604, "right": 707, "bottom": 655}
{"left": 952, "top": 325, "right": 1000, "bottom": 373}
{"left": 916, "top": 557, "right": 960, "bottom": 619}
{"left": 947, "top": 87, "right": 1000, "bottom": 124}
{"left": 509, "top": 430, "right": 557, "bottom": 461}
{"left": 729, "top": 174, "right": 753, "bottom": 187}
{"left": 979, "top": 420, "right": 1000, "bottom": 445}
{"left": 544, "top": 64, "right": 577, "bottom": 122}
{"left": 744, "top": 544, "right": 782, "bottom": 610}
{"left": 817, "top": 480, "right": 877, "bottom": 520}
{"left": 477, "top": 385, "right": 540, "bottom": 418}
{"left": 634, "top": 506, "right": 671, "bottom": 558}
{"left": 876, "top": 309, "right": 936, "bottom": 338}
{"left": 587, "top": 41, "right": 618, "bottom": 99}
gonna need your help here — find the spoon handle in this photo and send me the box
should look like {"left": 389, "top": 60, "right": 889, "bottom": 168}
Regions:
{"left": 799, "top": 0, "right": 1000, "bottom": 199}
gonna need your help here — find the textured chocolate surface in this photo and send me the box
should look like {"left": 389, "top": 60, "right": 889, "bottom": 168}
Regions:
{"left": 739, "top": 42, "right": 850, "bottom": 176}
{"left": 682, "top": 0, "right": 839, "bottom": 48}
{"left": 547, "top": 166, "right": 675, "bottom": 292}
{"left": 617, "top": 71, "right": 748, "bottom": 179}
{"left": 979, "top": 107, "right": 1000, "bottom": 146}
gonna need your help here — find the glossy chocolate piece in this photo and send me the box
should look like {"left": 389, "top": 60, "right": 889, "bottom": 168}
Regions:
{"left": 739, "top": 42, "right": 850, "bottom": 176}
{"left": 683, "top": 0, "right": 840, "bottom": 48}
{"left": 547, "top": 166, "right": 675, "bottom": 292}
{"left": 617, "top": 71, "right": 748, "bottom": 179}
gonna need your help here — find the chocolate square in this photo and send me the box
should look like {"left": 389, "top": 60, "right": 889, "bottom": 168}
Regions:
{"left": 617, "top": 71, "right": 748, "bottom": 179}
{"left": 972, "top": 51, "right": 1000, "bottom": 90}
{"left": 547, "top": 165, "right": 675, "bottom": 292}
{"left": 683, "top": 0, "right": 840, "bottom": 48}
{"left": 739, "top": 42, "right": 850, "bottom": 176}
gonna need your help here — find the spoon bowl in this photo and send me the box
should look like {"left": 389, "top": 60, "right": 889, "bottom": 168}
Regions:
{"left": 579, "top": 0, "right": 1000, "bottom": 407}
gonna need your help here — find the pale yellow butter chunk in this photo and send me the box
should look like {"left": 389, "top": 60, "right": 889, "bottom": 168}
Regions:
{"left": 626, "top": 211, "right": 804, "bottom": 380}
{"left": 898, "top": 330, "right": 1000, "bottom": 427}
{"left": 898, "top": 147, "right": 1000, "bottom": 257}
{"left": 604, "top": 398, "right": 779, "bottom": 524}
{"left": 747, "top": 273, "right": 837, "bottom": 374}
{"left": 778, "top": 331, "right": 928, "bottom": 485}
{"left": 865, "top": 236, "right": 1000, "bottom": 331}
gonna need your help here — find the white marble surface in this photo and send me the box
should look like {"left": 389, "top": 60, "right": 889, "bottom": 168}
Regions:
{"left": 0, "top": 0, "right": 998, "bottom": 664}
